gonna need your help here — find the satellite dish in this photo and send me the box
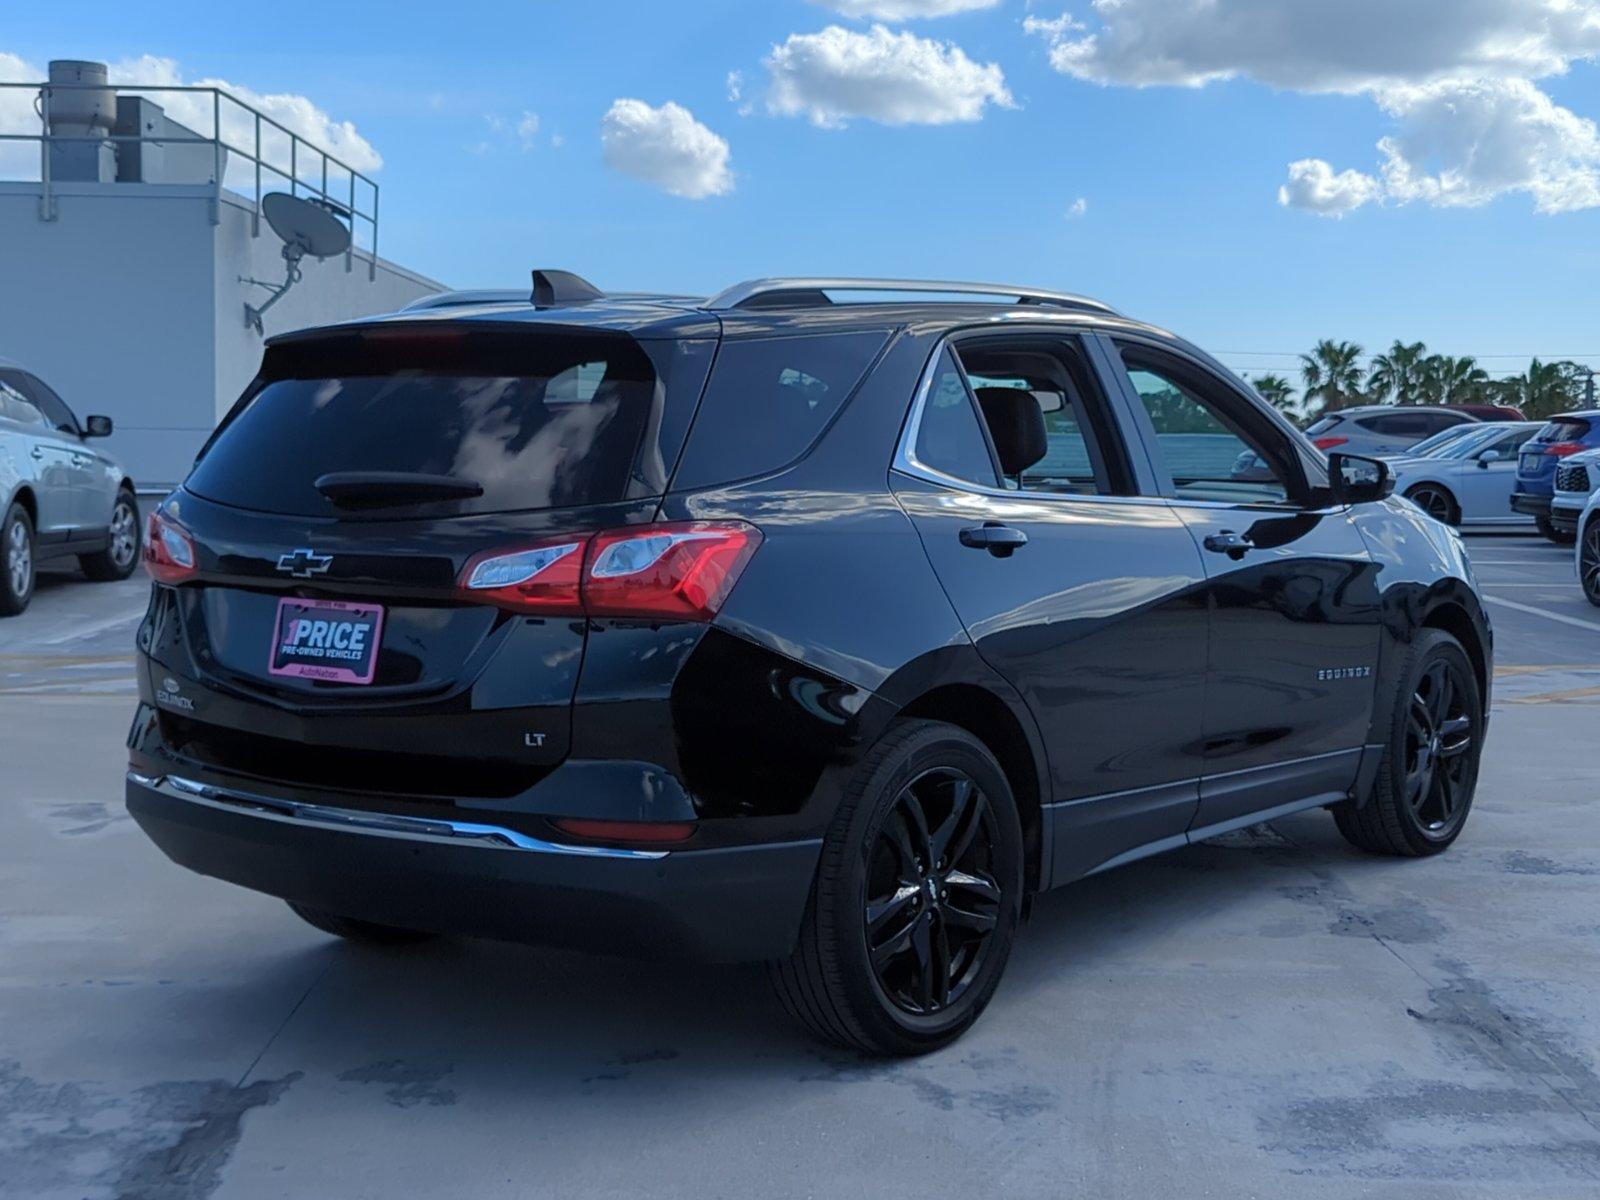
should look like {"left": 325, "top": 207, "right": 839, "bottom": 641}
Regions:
{"left": 262, "top": 193, "right": 353, "bottom": 261}
{"left": 244, "top": 192, "right": 354, "bottom": 334}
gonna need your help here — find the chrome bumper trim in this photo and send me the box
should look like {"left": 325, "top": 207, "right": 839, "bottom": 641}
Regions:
{"left": 128, "top": 772, "right": 671, "bottom": 861}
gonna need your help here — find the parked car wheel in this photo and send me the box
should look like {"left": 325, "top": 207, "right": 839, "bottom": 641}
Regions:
{"left": 286, "top": 902, "right": 439, "bottom": 946}
{"left": 1404, "top": 484, "right": 1459, "bottom": 526}
{"left": 1581, "top": 517, "right": 1600, "bottom": 608}
{"left": 0, "top": 502, "right": 35, "bottom": 617}
{"left": 1537, "top": 515, "right": 1577, "bottom": 545}
{"left": 769, "top": 720, "right": 1024, "bottom": 1057}
{"left": 79, "top": 488, "right": 141, "bottom": 582}
{"left": 1333, "top": 630, "right": 1483, "bottom": 857}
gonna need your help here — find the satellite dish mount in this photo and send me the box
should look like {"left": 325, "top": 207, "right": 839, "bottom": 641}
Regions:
{"left": 244, "top": 192, "right": 354, "bottom": 335}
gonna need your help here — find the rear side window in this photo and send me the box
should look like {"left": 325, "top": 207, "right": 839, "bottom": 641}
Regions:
{"left": 913, "top": 349, "right": 999, "bottom": 487}
{"left": 188, "top": 328, "right": 712, "bottom": 518}
{"left": 670, "top": 332, "right": 888, "bottom": 490}
{"left": 1358, "top": 412, "right": 1431, "bottom": 437}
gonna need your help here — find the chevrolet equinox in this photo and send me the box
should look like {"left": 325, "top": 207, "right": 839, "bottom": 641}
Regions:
{"left": 126, "top": 274, "right": 1492, "bottom": 1056}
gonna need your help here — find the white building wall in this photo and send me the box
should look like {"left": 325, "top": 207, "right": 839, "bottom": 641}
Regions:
{"left": 0, "top": 182, "right": 443, "bottom": 489}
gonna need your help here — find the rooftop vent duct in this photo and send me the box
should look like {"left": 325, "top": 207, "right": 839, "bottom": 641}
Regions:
{"left": 45, "top": 60, "right": 116, "bottom": 183}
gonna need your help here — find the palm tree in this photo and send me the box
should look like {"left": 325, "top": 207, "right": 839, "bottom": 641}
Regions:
{"left": 1421, "top": 355, "right": 1491, "bottom": 406}
{"left": 1498, "top": 359, "right": 1590, "bottom": 420}
{"left": 1301, "top": 340, "right": 1365, "bottom": 412}
{"left": 1251, "top": 373, "right": 1297, "bottom": 416}
{"left": 1367, "top": 340, "right": 1429, "bottom": 406}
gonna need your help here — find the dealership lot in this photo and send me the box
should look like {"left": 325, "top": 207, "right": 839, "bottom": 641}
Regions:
{"left": 3, "top": 534, "right": 1597, "bottom": 1199}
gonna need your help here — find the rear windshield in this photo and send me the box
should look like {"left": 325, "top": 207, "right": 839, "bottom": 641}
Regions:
{"left": 1304, "top": 415, "right": 1342, "bottom": 435}
{"left": 1535, "top": 417, "right": 1592, "bottom": 442}
{"left": 188, "top": 327, "right": 711, "bottom": 518}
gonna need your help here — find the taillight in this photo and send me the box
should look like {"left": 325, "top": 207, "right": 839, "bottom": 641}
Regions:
{"left": 1313, "top": 436, "right": 1349, "bottom": 451}
{"left": 455, "top": 521, "right": 761, "bottom": 621}
{"left": 551, "top": 817, "right": 697, "bottom": 846}
{"left": 458, "top": 536, "right": 585, "bottom": 615}
{"left": 143, "top": 512, "right": 197, "bottom": 584}
{"left": 1545, "top": 442, "right": 1586, "bottom": 457}
{"left": 585, "top": 522, "right": 761, "bottom": 620}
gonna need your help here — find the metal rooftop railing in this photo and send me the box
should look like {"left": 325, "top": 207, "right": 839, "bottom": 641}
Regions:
{"left": 704, "top": 277, "right": 1120, "bottom": 315}
{"left": 0, "top": 78, "right": 380, "bottom": 278}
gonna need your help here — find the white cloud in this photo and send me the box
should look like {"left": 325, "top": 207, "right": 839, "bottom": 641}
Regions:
{"left": 600, "top": 98, "right": 733, "bottom": 198}
{"left": 812, "top": 0, "right": 1001, "bottom": 18}
{"left": 765, "top": 24, "right": 1012, "bottom": 127}
{"left": 1293, "top": 77, "right": 1600, "bottom": 216}
{"left": 516, "top": 111, "right": 540, "bottom": 149}
{"left": 1277, "top": 159, "right": 1382, "bottom": 217}
{"left": 1066, "top": 197, "right": 1088, "bottom": 218}
{"left": 0, "top": 52, "right": 42, "bottom": 178}
{"left": 1023, "top": 0, "right": 1600, "bottom": 93}
{"left": 1026, "top": 2, "right": 1600, "bottom": 216}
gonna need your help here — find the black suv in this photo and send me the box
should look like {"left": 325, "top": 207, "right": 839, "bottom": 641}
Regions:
{"left": 127, "top": 275, "right": 1492, "bottom": 1056}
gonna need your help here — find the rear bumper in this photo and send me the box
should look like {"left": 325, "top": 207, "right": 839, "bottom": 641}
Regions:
{"left": 1510, "top": 492, "right": 1552, "bottom": 518}
{"left": 126, "top": 772, "right": 820, "bottom": 963}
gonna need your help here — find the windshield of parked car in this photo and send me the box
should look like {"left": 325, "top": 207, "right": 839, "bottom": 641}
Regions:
{"left": 1424, "top": 425, "right": 1504, "bottom": 460}
{"left": 1407, "top": 424, "right": 1484, "bottom": 457}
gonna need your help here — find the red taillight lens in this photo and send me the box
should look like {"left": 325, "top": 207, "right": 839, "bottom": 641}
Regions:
{"left": 1545, "top": 442, "right": 1585, "bottom": 457}
{"left": 551, "top": 817, "right": 697, "bottom": 846}
{"left": 584, "top": 522, "right": 761, "bottom": 620}
{"left": 1313, "top": 436, "right": 1349, "bottom": 451}
{"left": 143, "top": 512, "right": 197, "bottom": 584}
{"left": 456, "top": 522, "right": 762, "bottom": 621}
{"left": 458, "top": 536, "right": 586, "bottom": 615}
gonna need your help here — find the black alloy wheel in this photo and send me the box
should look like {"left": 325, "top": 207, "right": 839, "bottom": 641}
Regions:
{"left": 865, "top": 767, "right": 1004, "bottom": 1016}
{"left": 1334, "top": 629, "right": 1483, "bottom": 857}
{"left": 770, "top": 719, "right": 1023, "bottom": 1056}
{"left": 1582, "top": 518, "right": 1600, "bottom": 608}
{"left": 1406, "top": 485, "right": 1458, "bottom": 526}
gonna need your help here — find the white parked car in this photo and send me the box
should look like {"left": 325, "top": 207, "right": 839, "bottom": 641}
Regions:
{"left": 1549, "top": 447, "right": 1600, "bottom": 542}
{"left": 1578, "top": 485, "right": 1600, "bottom": 607}
{"left": 0, "top": 357, "right": 140, "bottom": 615}
{"left": 1388, "top": 421, "right": 1543, "bottom": 528}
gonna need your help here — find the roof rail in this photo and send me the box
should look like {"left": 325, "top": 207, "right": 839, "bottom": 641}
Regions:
{"left": 704, "top": 277, "right": 1119, "bottom": 315}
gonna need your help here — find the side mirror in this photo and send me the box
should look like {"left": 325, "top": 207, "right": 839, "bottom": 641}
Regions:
{"left": 1328, "top": 452, "right": 1393, "bottom": 505}
{"left": 1476, "top": 449, "right": 1501, "bottom": 467}
{"left": 84, "top": 414, "right": 113, "bottom": 438}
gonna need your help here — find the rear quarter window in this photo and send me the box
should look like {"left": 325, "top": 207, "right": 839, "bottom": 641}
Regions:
{"left": 669, "top": 331, "right": 889, "bottom": 490}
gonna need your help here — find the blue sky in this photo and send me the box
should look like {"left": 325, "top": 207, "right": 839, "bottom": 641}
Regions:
{"left": 8, "top": 0, "right": 1600, "bottom": 383}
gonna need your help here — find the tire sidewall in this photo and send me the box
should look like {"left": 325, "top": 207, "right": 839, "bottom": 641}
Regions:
{"left": 1381, "top": 631, "right": 1483, "bottom": 854}
{"left": 1, "top": 502, "right": 34, "bottom": 613}
{"left": 108, "top": 489, "right": 141, "bottom": 578}
{"left": 1582, "top": 517, "right": 1600, "bottom": 608}
{"left": 823, "top": 724, "right": 1024, "bottom": 1052}
{"left": 1407, "top": 485, "right": 1457, "bottom": 526}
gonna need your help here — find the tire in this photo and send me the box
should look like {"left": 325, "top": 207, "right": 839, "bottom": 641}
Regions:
{"left": 1405, "top": 484, "right": 1459, "bottom": 527}
{"left": 0, "top": 502, "right": 35, "bottom": 617}
{"left": 1537, "top": 515, "right": 1576, "bottom": 545}
{"left": 79, "top": 488, "right": 141, "bottom": 581}
{"left": 1581, "top": 517, "right": 1600, "bottom": 609}
{"left": 769, "top": 719, "right": 1025, "bottom": 1057}
{"left": 1333, "top": 629, "right": 1483, "bottom": 857}
{"left": 286, "top": 901, "right": 438, "bottom": 946}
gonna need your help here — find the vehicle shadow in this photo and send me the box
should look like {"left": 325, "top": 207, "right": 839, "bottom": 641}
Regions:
{"left": 256, "top": 812, "right": 1359, "bottom": 1088}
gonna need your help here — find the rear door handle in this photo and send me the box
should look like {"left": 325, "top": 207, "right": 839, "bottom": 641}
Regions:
{"left": 959, "top": 523, "right": 1029, "bottom": 558}
{"left": 1203, "top": 530, "right": 1254, "bottom": 559}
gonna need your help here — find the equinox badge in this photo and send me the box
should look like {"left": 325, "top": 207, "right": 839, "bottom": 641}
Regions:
{"left": 276, "top": 548, "right": 333, "bottom": 579}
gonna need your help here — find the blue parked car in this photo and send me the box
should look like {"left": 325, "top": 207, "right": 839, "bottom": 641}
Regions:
{"left": 1512, "top": 411, "right": 1600, "bottom": 542}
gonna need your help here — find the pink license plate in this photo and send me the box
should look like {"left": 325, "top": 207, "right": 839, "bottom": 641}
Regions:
{"left": 269, "top": 598, "right": 385, "bottom": 685}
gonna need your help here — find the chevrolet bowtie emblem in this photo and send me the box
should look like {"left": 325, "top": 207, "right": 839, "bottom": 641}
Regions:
{"left": 276, "top": 548, "right": 333, "bottom": 579}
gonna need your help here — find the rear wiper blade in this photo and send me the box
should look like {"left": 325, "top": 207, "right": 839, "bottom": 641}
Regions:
{"left": 314, "top": 471, "right": 484, "bottom": 508}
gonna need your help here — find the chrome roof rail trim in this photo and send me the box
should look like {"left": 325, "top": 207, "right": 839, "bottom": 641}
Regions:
{"left": 704, "top": 277, "right": 1119, "bottom": 315}
{"left": 140, "top": 773, "right": 671, "bottom": 860}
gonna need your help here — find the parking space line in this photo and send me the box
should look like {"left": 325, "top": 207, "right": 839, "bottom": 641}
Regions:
{"left": 1482, "top": 594, "right": 1600, "bottom": 634}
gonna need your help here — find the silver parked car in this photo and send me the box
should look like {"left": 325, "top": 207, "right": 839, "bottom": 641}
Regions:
{"left": 0, "top": 358, "right": 140, "bottom": 615}
{"left": 1388, "top": 421, "right": 1543, "bottom": 527}
{"left": 1304, "top": 405, "right": 1482, "bottom": 458}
